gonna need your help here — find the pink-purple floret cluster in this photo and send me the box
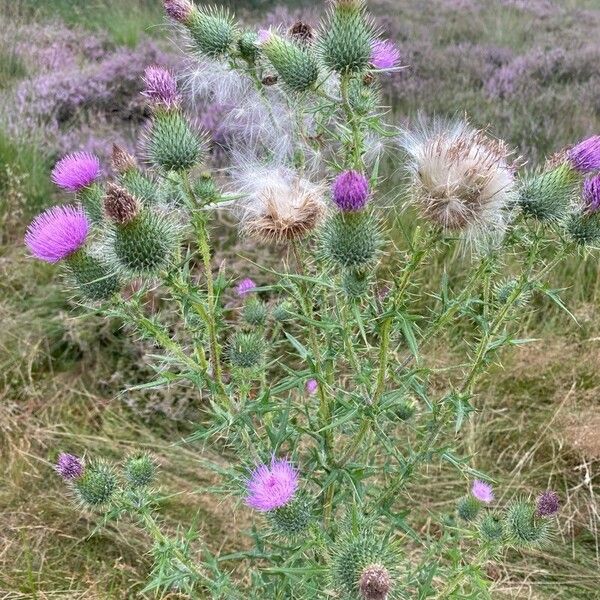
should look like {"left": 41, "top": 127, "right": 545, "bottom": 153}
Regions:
{"left": 332, "top": 170, "right": 370, "bottom": 212}
{"left": 236, "top": 278, "right": 257, "bottom": 297}
{"left": 568, "top": 136, "right": 600, "bottom": 174}
{"left": 471, "top": 480, "right": 494, "bottom": 503}
{"left": 142, "top": 65, "right": 181, "bottom": 109}
{"left": 51, "top": 152, "right": 101, "bottom": 192}
{"left": 583, "top": 174, "right": 600, "bottom": 213}
{"left": 25, "top": 205, "right": 90, "bottom": 263}
{"left": 246, "top": 457, "right": 299, "bottom": 512}
{"left": 55, "top": 453, "right": 84, "bottom": 481}
{"left": 536, "top": 490, "right": 560, "bottom": 517}
{"left": 370, "top": 39, "right": 401, "bottom": 70}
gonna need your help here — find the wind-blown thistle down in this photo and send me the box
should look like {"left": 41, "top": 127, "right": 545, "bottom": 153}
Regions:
{"left": 28, "top": 0, "right": 597, "bottom": 596}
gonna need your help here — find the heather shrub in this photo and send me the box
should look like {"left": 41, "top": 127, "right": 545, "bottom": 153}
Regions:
{"left": 20, "top": 0, "right": 600, "bottom": 597}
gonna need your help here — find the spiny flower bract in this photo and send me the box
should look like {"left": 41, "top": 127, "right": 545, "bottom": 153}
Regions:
{"left": 51, "top": 152, "right": 101, "bottom": 192}
{"left": 25, "top": 205, "right": 90, "bottom": 263}
{"left": 246, "top": 457, "right": 299, "bottom": 512}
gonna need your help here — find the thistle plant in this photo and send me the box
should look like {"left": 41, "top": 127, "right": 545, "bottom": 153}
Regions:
{"left": 25, "top": 1, "right": 598, "bottom": 597}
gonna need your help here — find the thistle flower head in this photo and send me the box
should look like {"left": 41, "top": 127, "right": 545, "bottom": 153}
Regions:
{"left": 536, "top": 490, "right": 560, "bottom": 517}
{"left": 55, "top": 453, "right": 84, "bottom": 481}
{"left": 289, "top": 21, "right": 314, "bottom": 45}
{"left": 246, "top": 457, "right": 299, "bottom": 512}
{"left": 582, "top": 174, "right": 600, "bottom": 214}
{"left": 306, "top": 379, "right": 318, "bottom": 395}
{"left": 164, "top": 0, "right": 194, "bottom": 23}
{"left": 370, "top": 39, "right": 401, "bottom": 69}
{"left": 332, "top": 170, "right": 370, "bottom": 211}
{"left": 25, "top": 205, "right": 90, "bottom": 263}
{"left": 567, "top": 135, "right": 600, "bottom": 173}
{"left": 235, "top": 167, "right": 327, "bottom": 244}
{"left": 472, "top": 479, "right": 494, "bottom": 503}
{"left": 111, "top": 144, "right": 137, "bottom": 174}
{"left": 358, "top": 564, "right": 391, "bottom": 600}
{"left": 256, "top": 28, "right": 273, "bottom": 45}
{"left": 400, "top": 120, "right": 517, "bottom": 242}
{"left": 104, "top": 183, "right": 141, "bottom": 224}
{"left": 236, "top": 277, "right": 256, "bottom": 296}
{"left": 142, "top": 65, "right": 181, "bottom": 110}
{"left": 51, "top": 152, "right": 101, "bottom": 192}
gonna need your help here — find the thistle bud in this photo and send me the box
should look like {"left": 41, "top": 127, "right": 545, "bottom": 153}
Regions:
{"left": 505, "top": 499, "right": 552, "bottom": 547}
{"left": 272, "top": 300, "right": 294, "bottom": 322}
{"left": 258, "top": 31, "right": 319, "bottom": 93}
{"left": 146, "top": 111, "right": 207, "bottom": 172}
{"left": 242, "top": 298, "right": 268, "bottom": 327}
{"left": 519, "top": 164, "right": 580, "bottom": 223}
{"left": 123, "top": 453, "right": 156, "bottom": 488}
{"left": 494, "top": 278, "right": 530, "bottom": 307}
{"left": 193, "top": 173, "right": 219, "bottom": 205}
{"left": 104, "top": 184, "right": 140, "bottom": 225}
{"left": 341, "top": 268, "right": 370, "bottom": 298}
{"left": 479, "top": 512, "right": 505, "bottom": 543}
{"left": 228, "top": 332, "right": 264, "bottom": 369}
{"left": 66, "top": 250, "right": 122, "bottom": 301}
{"left": 237, "top": 31, "right": 260, "bottom": 63}
{"left": 457, "top": 496, "right": 480, "bottom": 522}
{"left": 187, "top": 7, "right": 236, "bottom": 57}
{"left": 112, "top": 146, "right": 159, "bottom": 206}
{"left": 267, "top": 494, "right": 311, "bottom": 538}
{"left": 110, "top": 210, "right": 179, "bottom": 276}
{"left": 392, "top": 398, "right": 416, "bottom": 421}
{"left": 319, "top": 0, "right": 374, "bottom": 73}
{"left": 142, "top": 66, "right": 181, "bottom": 110}
{"left": 358, "top": 564, "right": 391, "bottom": 600}
{"left": 321, "top": 211, "right": 381, "bottom": 268}
{"left": 73, "top": 460, "right": 118, "bottom": 508}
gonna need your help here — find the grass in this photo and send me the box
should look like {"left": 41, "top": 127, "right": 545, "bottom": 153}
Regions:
{"left": 0, "top": 0, "right": 599, "bottom": 597}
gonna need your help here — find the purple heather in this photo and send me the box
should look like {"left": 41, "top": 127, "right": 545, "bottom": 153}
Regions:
{"left": 51, "top": 152, "right": 101, "bottom": 192}
{"left": 536, "top": 490, "right": 560, "bottom": 517}
{"left": 25, "top": 205, "right": 90, "bottom": 263}
{"left": 246, "top": 457, "right": 299, "bottom": 512}
{"left": 582, "top": 174, "right": 600, "bottom": 213}
{"left": 55, "top": 453, "right": 84, "bottom": 480}
{"left": 142, "top": 65, "right": 181, "bottom": 109}
{"left": 306, "top": 379, "right": 318, "bottom": 395}
{"left": 370, "top": 39, "right": 401, "bottom": 70}
{"left": 236, "top": 277, "right": 257, "bottom": 296}
{"left": 567, "top": 135, "right": 600, "bottom": 173}
{"left": 332, "top": 170, "right": 370, "bottom": 212}
{"left": 471, "top": 479, "right": 494, "bottom": 503}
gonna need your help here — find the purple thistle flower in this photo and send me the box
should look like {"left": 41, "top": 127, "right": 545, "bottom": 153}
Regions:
{"left": 55, "top": 453, "right": 84, "bottom": 480}
{"left": 332, "top": 170, "right": 370, "bottom": 212}
{"left": 370, "top": 39, "right": 401, "bottom": 70}
{"left": 306, "top": 379, "right": 318, "bottom": 395}
{"left": 236, "top": 277, "right": 257, "bottom": 296}
{"left": 471, "top": 480, "right": 494, "bottom": 503}
{"left": 25, "top": 205, "right": 90, "bottom": 263}
{"left": 536, "top": 490, "right": 560, "bottom": 517}
{"left": 582, "top": 174, "right": 600, "bottom": 214}
{"left": 51, "top": 152, "right": 101, "bottom": 192}
{"left": 567, "top": 136, "right": 600, "bottom": 173}
{"left": 246, "top": 457, "right": 299, "bottom": 512}
{"left": 257, "top": 29, "right": 273, "bottom": 45}
{"left": 142, "top": 65, "right": 181, "bottom": 109}
{"left": 164, "top": 0, "right": 194, "bottom": 23}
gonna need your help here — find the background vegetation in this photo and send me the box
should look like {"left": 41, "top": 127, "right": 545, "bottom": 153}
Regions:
{"left": 1, "top": 0, "right": 599, "bottom": 597}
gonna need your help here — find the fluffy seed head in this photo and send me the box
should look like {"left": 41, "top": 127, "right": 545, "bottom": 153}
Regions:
{"left": 583, "top": 174, "right": 600, "bottom": 214}
{"left": 306, "top": 379, "right": 318, "bottom": 395}
{"left": 246, "top": 457, "right": 299, "bottom": 512}
{"left": 536, "top": 491, "right": 560, "bottom": 517}
{"left": 567, "top": 136, "right": 600, "bottom": 173}
{"left": 111, "top": 144, "right": 137, "bottom": 174}
{"left": 104, "top": 184, "right": 141, "bottom": 224}
{"left": 142, "top": 66, "right": 181, "bottom": 110}
{"left": 236, "top": 277, "right": 256, "bottom": 296}
{"left": 400, "top": 121, "right": 517, "bottom": 242}
{"left": 370, "top": 39, "right": 400, "bottom": 69}
{"left": 25, "top": 205, "right": 89, "bottom": 263}
{"left": 472, "top": 480, "right": 494, "bottom": 503}
{"left": 236, "top": 167, "right": 327, "bottom": 244}
{"left": 51, "top": 152, "right": 101, "bottom": 192}
{"left": 332, "top": 170, "right": 370, "bottom": 211}
{"left": 358, "top": 564, "right": 391, "bottom": 600}
{"left": 164, "top": 0, "right": 194, "bottom": 23}
{"left": 55, "top": 453, "right": 84, "bottom": 480}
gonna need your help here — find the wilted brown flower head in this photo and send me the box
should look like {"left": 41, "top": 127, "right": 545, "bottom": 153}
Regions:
{"left": 358, "top": 564, "right": 391, "bottom": 600}
{"left": 289, "top": 21, "right": 314, "bottom": 45}
{"left": 104, "top": 183, "right": 141, "bottom": 224}
{"left": 111, "top": 144, "right": 137, "bottom": 174}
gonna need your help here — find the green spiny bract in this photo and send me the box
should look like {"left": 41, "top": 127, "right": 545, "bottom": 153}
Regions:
{"left": 73, "top": 460, "right": 118, "bottom": 507}
{"left": 331, "top": 524, "right": 401, "bottom": 600}
{"left": 193, "top": 173, "right": 219, "bottom": 205}
{"left": 494, "top": 278, "right": 530, "bottom": 307}
{"left": 146, "top": 111, "right": 207, "bottom": 172}
{"left": 341, "top": 268, "right": 370, "bottom": 298}
{"left": 457, "top": 496, "right": 481, "bottom": 522}
{"left": 228, "top": 332, "right": 264, "bottom": 369}
{"left": 272, "top": 300, "right": 294, "bottom": 322}
{"left": 78, "top": 182, "right": 105, "bottom": 224}
{"left": 479, "top": 512, "right": 505, "bottom": 544}
{"left": 518, "top": 164, "right": 580, "bottom": 223}
{"left": 237, "top": 31, "right": 259, "bottom": 63}
{"left": 187, "top": 6, "right": 236, "bottom": 57}
{"left": 505, "top": 499, "right": 552, "bottom": 548}
{"left": 348, "top": 76, "right": 380, "bottom": 116}
{"left": 123, "top": 453, "right": 156, "bottom": 488}
{"left": 66, "top": 250, "right": 121, "bottom": 301}
{"left": 260, "top": 34, "right": 319, "bottom": 93}
{"left": 392, "top": 399, "right": 416, "bottom": 422}
{"left": 119, "top": 169, "right": 160, "bottom": 205}
{"left": 319, "top": 0, "right": 374, "bottom": 73}
{"left": 111, "top": 210, "right": 179, "bottom": 276}
{"left": 321, "top": 211, "right": 381, "bottom": 268}
{"left": 242, "top": 298, "right": 268, "bottom": 327}
{"left": 267, "top": 494, "right": 311, "bottom": 538}
{"left": 565, "top": 211, "right": 600, "bottom": 245}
